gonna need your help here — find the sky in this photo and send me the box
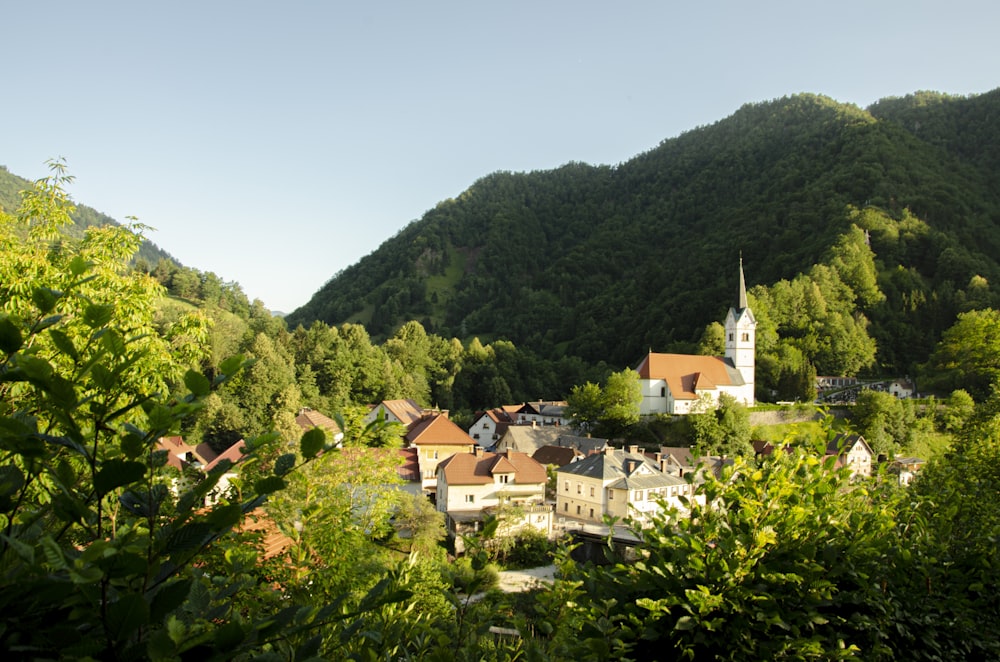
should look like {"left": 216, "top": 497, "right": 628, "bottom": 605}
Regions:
{"left": 4, "top": 1, "right": 998, "bottom": 313}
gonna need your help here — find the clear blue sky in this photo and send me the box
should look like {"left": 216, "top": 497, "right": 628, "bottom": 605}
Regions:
{"left": 5, "top": 1, "right": 998, "bottom": 313}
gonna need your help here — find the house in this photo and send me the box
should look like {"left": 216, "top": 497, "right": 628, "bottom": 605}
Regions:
{"left": 436, "top": 449, "right": 550, "bottom": 548}
{"left": 156, "top": 436, "right": 248, "bottom": 505}
{"left": 522, "top": 401, "right": 571, "bottom": 427}
{"left": 888, "top": 456, "right": 926, "bottom": 486}
{"left": 365, "top": 398, "right": 427, "bottom": 426}
{"left": 888, "top": 379, "right": 916, "bottom": 399}
{"left": 495, "top": 426, "right": 607, "bottom": 456}
{"left": 825, "top": 434, "right": 874, "bottom": 479}
{"left": 295, "top": 407, "right": 345, "bottom": 445}
{"left": 468, "top": 407, "right": 516, "bottom": 444}
{"left": 405, "top": 412, "right": 476, "bottom": 492}
{"left": 637, "top": 259, "right": 756, "bottom": 415}
{"left": 556, "top": 446, "right": 701, "bottom": 528}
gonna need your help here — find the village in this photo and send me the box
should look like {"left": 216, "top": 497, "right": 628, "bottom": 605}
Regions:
{"left": 156, "top": 261, "right": 925, "bottom": 556}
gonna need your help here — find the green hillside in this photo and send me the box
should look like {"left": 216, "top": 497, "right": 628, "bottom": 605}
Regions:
{"left": 0, "top": 164, "right": 176, "bottom": 267}
{"left": 287, "top": 90, "right": 1000, "bottom": 374}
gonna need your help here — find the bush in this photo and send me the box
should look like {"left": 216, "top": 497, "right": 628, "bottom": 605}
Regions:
{"left": 504, "top": 529, "right": 554, "bottom": 569}
{"left": 448, "top": 557, "right": 499, "bottom": 593}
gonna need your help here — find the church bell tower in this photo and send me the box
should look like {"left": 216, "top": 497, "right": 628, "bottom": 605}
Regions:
{"left": 724, "top": 256, "right": 756, "bottom": 401}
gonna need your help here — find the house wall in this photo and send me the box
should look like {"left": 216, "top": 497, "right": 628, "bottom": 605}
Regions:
{"left": 640, "top": 378, "right": 668, "bottom": 415}
{"left": 418, "top": 443, "right": 473, "bottom": 489}
{"left": 556, "top": 473, "right": 606, "bottom": 523}
{"left": 468, "top": 416, "right": 496, "bottom": 443}
{"left": 845, "top": 443, "right": 872, "bottom": 478}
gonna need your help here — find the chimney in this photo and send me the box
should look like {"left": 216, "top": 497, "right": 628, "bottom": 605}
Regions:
{"left": 474, "top": 446, "right": 483, "bottom": 456}
{"left": 604, "top": 446, "right": 615, "bottom": 456}
{"left": 628, "top": 445, "right": 639, "bottom": 455}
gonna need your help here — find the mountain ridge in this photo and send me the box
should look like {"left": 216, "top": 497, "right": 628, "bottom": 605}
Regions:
{"left": 288, "top": 89, "right": 1000, "bottom": 374}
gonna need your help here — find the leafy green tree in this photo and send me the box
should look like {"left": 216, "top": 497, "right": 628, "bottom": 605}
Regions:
{"left": 600, "top": 368, "right": 642, "bottom": 437}
{"left": 938, "top": 388, "right": 975, "bottom": 433}
{"left": 0, "top": 168, "right": 357, "bottom": 659}
{"left": 565, "top": 381, "right": 605, "bottom": 433}
{"left": 852, "top": 389, "right": 913, "bottom": 455}
{"left": 690, "top": 393, "right": 752, "bottom": 456}
{"left": 697, "top": 321, "right": 726, "bottom": 355}
{"left": 921, "top": 308, "right": 1000, "bottom": 399}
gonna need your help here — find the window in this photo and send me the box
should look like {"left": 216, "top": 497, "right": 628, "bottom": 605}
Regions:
{"left": 633, "top": 490, "right": 643, "bottom": 501}
{"left": 728, "top": 333, "right": 734, "bottom": 341}
{"left": 589, "top": 486, "right": 595, "bottom": 497}
{"left": 464, "top": 494, "right": 475, "bottom": 504}
{"left": 564, "top": 480, "right": 569, "bottom": 492}
{"left": 742, "top": 332, "right": 750, "bottom": 342}
{"left": 660, "top": 387, "right": 665, "bottom": 397}
{"left": 576, "top": 505, "right": 581, "bottom": 515}
{"left": 608, "top": 490, "right": 614, "bottom": 500}
{"left": 589, "top": 508, "right": 594, "bottom": 518}
{"left": 564, "top": 502, "right": 568, "bottom": 512}
{"left": 498, "top": 474, "right": 509, "bottom": 484}
{"left": 577, "top": 483, "right": 582, "bottom": 494}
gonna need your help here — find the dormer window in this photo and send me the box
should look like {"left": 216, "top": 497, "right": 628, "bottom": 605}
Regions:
{"left": 498, "top": 474, "right": 509, "bottom": 484}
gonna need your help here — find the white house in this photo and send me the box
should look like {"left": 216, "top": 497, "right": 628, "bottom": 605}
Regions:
{"left": 436, "top": 449, "right": 550, "bottom": 546}
{"left": 825, "top": 434, "right": 874, "bottom": 479}
{"left": 556, "top": 446, "right": 702, "bottom": 527}
{"left": 638, "top": 259, "right": 756, "bottom": 415}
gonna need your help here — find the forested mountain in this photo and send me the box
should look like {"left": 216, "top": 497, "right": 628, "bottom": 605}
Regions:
{"left": 0, "top": 163, "right": 175, "bottom": 267}
{"left": 288, "top": 90, "right": 1000, "bottom": 376}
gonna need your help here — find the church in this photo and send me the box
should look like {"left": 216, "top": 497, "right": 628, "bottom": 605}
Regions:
{"left": 636, "top": 260, "right": 756, "bottom": 415}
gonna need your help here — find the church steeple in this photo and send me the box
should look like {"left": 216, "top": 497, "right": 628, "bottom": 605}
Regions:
{"left": 737, "top": 253, "right": 748, "bottom": 311}
{"left": 725, "top": 255, "right": 756, "bottom": 405}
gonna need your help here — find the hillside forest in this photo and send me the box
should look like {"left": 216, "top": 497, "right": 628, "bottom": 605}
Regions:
{"left": 1, "top": 88, "right": 1000, "bottom": 659}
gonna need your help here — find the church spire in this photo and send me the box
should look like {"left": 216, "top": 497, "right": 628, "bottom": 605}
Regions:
{"left": 737, "top": 252, "right": 748, "bottom": 311}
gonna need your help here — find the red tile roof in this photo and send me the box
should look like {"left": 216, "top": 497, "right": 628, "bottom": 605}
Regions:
{"left": 406, "top": 413, "right": 473, "bottom": 446}
{"left": 438, "top": 450, "right": 547, "bottom": 486}
{"left": 636, "top": 352, "right": 739, "bottom": 401}
{"left": 382, "top": 399, "right": 426, "bottom": 425}
{"left": 295, "top": 408, "right": 342, "bottom": 435}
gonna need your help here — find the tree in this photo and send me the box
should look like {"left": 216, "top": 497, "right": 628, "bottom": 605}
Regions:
{"left": 565, "top": 381, "right": 605, "bottom": 433}
{"left": 690, "top": 393, "right": 752, "bottom": 456}
{"left": 921, "top": 308, "right": 1000, "bottom": 399}
{"left": 852, "top": 389, "right": 912, "bottom": 455}
{"left": 0, "top": 167, "right": 347, "bottom": 658}
{"left": 600, "top": 368, "right": 642, "bottom": 437}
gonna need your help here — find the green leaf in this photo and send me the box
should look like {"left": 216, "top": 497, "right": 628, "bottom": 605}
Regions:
{"left": 0, "top": 316, "right": 24, "bottom": 354}
{"left": 299, "top": 427, "right": 326, "bottom": 460}
{"left": 674, "top": 615, "right": 696, "bottom": 631}
{"left": 41, "top": 535, "right": 69, "bottom": 571}
{"left": 107, "top": 592, "right": 150, "bottom": 641}
{"left": 218, "top": 354, "right": 246, "bottom": 377}
{"left": 213, "top": 621, "right": 246, "bottom": 652}
{"left": 206, "top": 503, "right": 242, "bottom": 530}
{"left": 95, "top": 459, "right": 147, "bottom": 494}
{"left": 183, "top": 369, "right": 211, "bottom": 397}
{"left": 31, "top": 287, "right": 59, "bottom": 313}
{"left": 150, "top": 579, "right": 193, "bottom": 623}
{"left": 83, "top": 303, "right": 114, "bottom": 329}
{"left": 49, "top": 329, "right": 78, "bottom": 360}
{"left": 254, "top": 475, "right": 286, "bottom": 495}
{"left": 274, "top": 452, "right": 296, "bottom": 476}
{"left": 0, "top": 464, "right": 26, "bottom": 499}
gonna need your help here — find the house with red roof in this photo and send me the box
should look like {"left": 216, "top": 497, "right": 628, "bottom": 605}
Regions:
{"left": 156, "top": 436, "right": 248, "bottom": 505}
{"left": 405, "top": 412, "right": 476, "bottom": 492}
{"left": 637, "top": 259, "right": 756, "bottom": 415}
{"left": 294, "top": 407, "right": 344, "bottom": 446}
{"left": 436, "top": 448, "right": 550, "bottom": 546}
